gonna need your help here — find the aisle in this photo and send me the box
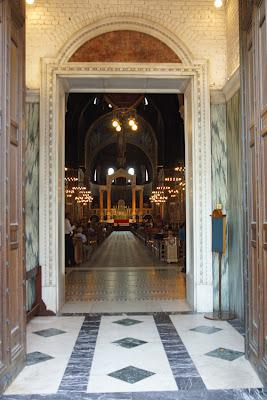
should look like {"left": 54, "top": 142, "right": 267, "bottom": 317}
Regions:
{"left": 65, "top": 231, "right": 186, "bottom": 308}
{"left": 83, "top": 231, "right": 173, "bottom": 269}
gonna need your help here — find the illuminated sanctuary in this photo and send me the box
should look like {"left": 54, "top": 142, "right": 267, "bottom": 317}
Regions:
{"left": 65, "top": 93, "right": 186, "bottom": 229}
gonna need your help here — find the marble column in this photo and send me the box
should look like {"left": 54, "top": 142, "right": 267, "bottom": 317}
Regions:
{"left": 99, "top": 190, "right": 104, "bottom": 222}
{"left": 107, "top": 189, "right": 111, "bottom": 221}
{"left": 132, "top": 188, "right": 136, "bottom": 221}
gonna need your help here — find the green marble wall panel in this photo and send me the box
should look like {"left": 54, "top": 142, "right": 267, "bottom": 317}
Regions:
{"left": 211, "top": 103, "right": 229, "bottom": 312}
{"left": 25, "top": 102, "right": 39, "bottom": 311}
{"left": 226, "top": 91, "right": 244, "bottom": 320}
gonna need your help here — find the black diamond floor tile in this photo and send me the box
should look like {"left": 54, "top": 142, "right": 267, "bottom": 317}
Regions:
{"left": 113, "top": 318, "right": 143, "bottom": 326}
{"left": 205, "top": 347, "right": 244, "bottom": 361}
{"left": 33, "top": 328, "right": 66, "bottom": 337}
{"left": 26, "top": 351, "right": 54, "bottom": 366}
{"left": 112, "top": 337, "right": 147, "bottom": 349}
{"left": 108, "top": 365, "right": 155, "bottom": 384}
{"left": 190, "top": 325, "right": 222, "bottom": 334}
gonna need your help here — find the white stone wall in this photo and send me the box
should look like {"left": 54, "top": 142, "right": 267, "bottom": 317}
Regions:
{"left": 26, "top": 0, "right": 227, "bottom": 89}
{"left": 226, "top": 0, "right": 240, "bottom": 78}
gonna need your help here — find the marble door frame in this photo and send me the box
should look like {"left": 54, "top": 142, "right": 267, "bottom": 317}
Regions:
{"left": 39, "top": 20, "right": 212, "bottom": 314}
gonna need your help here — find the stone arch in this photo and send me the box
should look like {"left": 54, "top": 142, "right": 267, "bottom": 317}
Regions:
{"left": 57, "top": 16, "right": 194, "bottom": 65}
{"left": 107, "top": 168, "right": 136, "bottom": 186}
{"left": 69, "top": 30, "right": 182, "bottom": 63}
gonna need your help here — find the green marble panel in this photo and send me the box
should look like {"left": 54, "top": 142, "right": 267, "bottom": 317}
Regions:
{"left": 25, "top": 102, "right": 39, "bottom": 311}
{"left": 211, "top": 103, "right": 229, "bottom": 312}
{"left": 226, "top": 91, "right": 244, "bottom": 321}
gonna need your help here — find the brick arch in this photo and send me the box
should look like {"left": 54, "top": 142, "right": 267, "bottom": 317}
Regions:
{"left": 69, "top": 30, "right": 181, "bottom": 63}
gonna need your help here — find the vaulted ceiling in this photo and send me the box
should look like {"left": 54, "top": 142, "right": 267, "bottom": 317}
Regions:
{"left": 65, "top": 93, "right": 185, "bottom": 170}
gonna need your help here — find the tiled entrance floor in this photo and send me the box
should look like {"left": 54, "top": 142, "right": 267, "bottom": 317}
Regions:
{"left": 3, "top": 313, "right": 265, "bottom": 400}
{"left": 65, "top": 232, "right": 185, "bottom": 304}
{"left": 64, "top": 231, "right": 187, "bottom": 316}
{"left": 65, "top": 269, "right": 186, "bottom": 303}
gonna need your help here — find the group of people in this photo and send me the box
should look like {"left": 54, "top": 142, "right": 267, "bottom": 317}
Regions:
{"left": 65, "top": 213, "right": 109, "bottom": 267}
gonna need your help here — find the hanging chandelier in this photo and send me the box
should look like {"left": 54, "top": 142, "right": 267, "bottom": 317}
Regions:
{"left": 65, "top": 185, "right": 93, "bottom": 205}
{"left": 111, "top": 108, "right": 139, "bottom": 133}
{"left": 150, "top": 189, "right": 168, "bottom": 206}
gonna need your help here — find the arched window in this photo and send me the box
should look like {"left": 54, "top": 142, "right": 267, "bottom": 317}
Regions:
{"left": 94, "top": 169, "right": 97, "bottom": 182}
{"left": 108, "top": 167, "right": 115, "bottom": 176}
{"left": 145, "top": 169, "right": 149, "bottom": 182}
{"left": 128, "top": 167, "right": 135, "bottom": 176}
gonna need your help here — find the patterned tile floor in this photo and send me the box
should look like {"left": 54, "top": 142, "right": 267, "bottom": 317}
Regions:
{"left": 3, "top": 314, "right": 265, "bottom": 400}
{"left": 65, "top": 232, "right": 185, "bottom": 303}
{"left": 3, "top": 232, "right": 266, "bottom": 399}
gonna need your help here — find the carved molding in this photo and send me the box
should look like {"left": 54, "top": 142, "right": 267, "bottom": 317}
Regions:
{"left": 26, "top": 89, "right": 40, "bottom": 103}
{"left": 56, "top": 16, "right": 194, "bottom": 65}
{"left": 40, "top": 60, "right": 212, "bottom": 311}
{"left": 210, "top": 90, "right": 226, "bottom": 105}
{"left": 223, "top": 67, "right": 240, "bottom": 102}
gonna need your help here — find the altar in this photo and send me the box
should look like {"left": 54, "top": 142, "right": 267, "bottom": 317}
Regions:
{"left": 97, "top": 168, "right": 145, "bottom": 223}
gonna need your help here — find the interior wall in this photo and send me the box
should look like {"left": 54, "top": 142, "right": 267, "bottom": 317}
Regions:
{"left": 25, "top": 1, "right": 227, "bottom": 90}
{"left": 225, "top": 0, "right": 240, "bottom": 79}
{"left": 226, "top": 90, "right": 244, "bottom": 320}
{"left": 25, "top": 102, "right": 40, "bottom": 311}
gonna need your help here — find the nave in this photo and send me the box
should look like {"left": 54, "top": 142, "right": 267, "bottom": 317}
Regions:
{"left": 64, "top": 231, "right": 186, "bottom": 312}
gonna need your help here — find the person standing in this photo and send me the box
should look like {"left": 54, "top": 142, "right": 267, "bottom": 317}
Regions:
{"left": 65, "top": 213, "right": 75, "bottom": 267}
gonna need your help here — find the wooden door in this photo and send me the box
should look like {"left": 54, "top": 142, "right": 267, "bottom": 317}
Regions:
{"left": 0, "top": 0, "right": 26, "bottom": 393}
{"left": 240, "top": 0, "right": 267, "bottom": 385}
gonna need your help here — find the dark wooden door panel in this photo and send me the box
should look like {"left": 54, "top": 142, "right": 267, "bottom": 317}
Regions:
{"left": 0, "top": 0, "right": 26, "bottom": 393}
{"left": 260, "top": 120, "right": 267, "bottom": 369}
{"left": 241, "top": 0, "right": 267, "bottom": 385}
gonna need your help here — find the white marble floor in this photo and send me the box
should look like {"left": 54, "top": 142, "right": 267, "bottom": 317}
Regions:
{"left": 5, "top": 317, "right": 84, "bottom": 395}
{"left": 4, "top": 313, "right": 263, "bottom": 396}
{"left": 170, "top": 314, "right": 262, "bottom": 390}
{"left": 87, "top": 315, "right": 177, "bottom": 393}
{"left": 61, "top": 299, "right": 191, "bottom": 313}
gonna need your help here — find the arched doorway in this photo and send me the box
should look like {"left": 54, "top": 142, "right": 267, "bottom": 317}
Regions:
{"left": 39, "top": 18, "right": 212, "bottom": 313}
